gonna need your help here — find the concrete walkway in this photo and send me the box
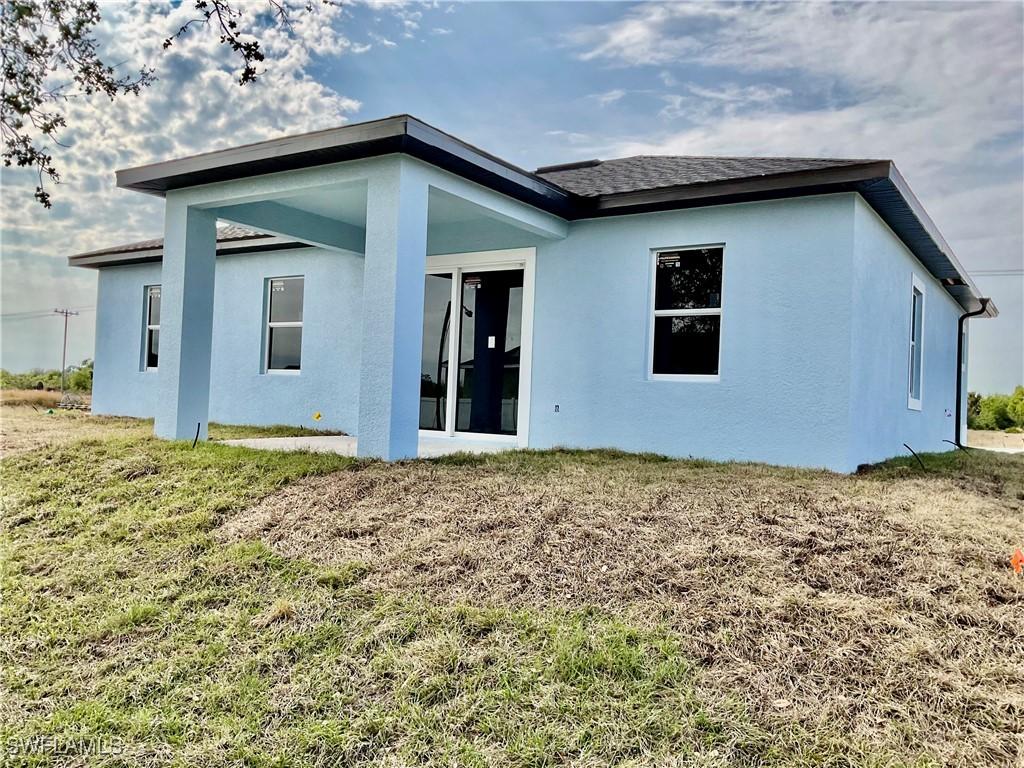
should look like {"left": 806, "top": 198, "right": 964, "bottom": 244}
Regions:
{"left": 219, "top": 434, "right": 517, "bottom": 458}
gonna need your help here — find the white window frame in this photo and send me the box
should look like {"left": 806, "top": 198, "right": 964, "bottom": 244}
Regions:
{"left": 264, "top": 275, "right": 304, "bottom": 375}
{"left": 142, "top": 284, "right": 160, "bottom": 372}
{"left": 420, "top": 248, "right": 535, "bottom": 448}
{"left": 648, "top": 244, "right": 725, "bottom": 382}
{"left": 908, "top": 274, "right": 925, "bottom": 410}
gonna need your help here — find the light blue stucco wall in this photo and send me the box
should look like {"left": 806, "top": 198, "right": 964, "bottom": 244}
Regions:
{"left": 847, "top": 197, "right": 961, "bottom": 467}
{"left": 92, "top": 186, "right": 964, "bottom": 471}
{"left": 92, "top": 262, "right": 163, "bottom": 419}
{"left": 528, "top": 194, "right": 857, "bottom": 471}
{"left": 92, "top": 247, "right": 364, "bottom": 433}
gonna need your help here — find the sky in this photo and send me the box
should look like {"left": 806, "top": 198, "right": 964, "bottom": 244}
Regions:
{"left": 1, "top": 0, "right": 1022, "bottom": 393}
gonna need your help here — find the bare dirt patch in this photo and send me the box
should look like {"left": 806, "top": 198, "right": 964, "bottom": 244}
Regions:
{"left": 969, "top": 428, "right": 1024, "bottom": 452}
{"left": 219, "top": 452, "right": 1024, "bottom": 765}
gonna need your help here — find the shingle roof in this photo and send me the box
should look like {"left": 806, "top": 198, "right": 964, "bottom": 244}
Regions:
{"left": 77, "top": 156, "right": 881, "bottom": 260}
{"left": 69, "top": 114, "right": 992, "bottom": 315}
{"left": 535, "top": 155, "right": 877, "bottom": 197}
{"left": 71, "top": 224, "right": 268, "bottom": 260}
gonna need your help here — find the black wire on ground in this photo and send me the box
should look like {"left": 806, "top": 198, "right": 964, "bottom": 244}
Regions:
{"left": 903, "top": 443, "right": 927, "bottom": 471}
{"left": 192, "top": 422, "right": 200, "bottom": 449}
{"left": 942, "top": 439, "right": 970, "bottom": 452}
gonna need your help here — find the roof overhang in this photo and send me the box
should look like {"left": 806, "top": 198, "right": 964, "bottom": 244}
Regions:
{"left": 68, "top": 233, "right": 311, "bottom": 269}
{"left": 116, "top": 114, "right": 576, "bottom": 218}
{"left": 109, "top": 116, "right": 995, "bottom": 316}
{"left": 575, "top": 161, "right": 996, "bottom": 317}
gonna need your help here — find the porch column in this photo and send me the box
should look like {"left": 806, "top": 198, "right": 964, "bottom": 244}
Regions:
{"left": 154, "top": 200, "right": 217, "bottom": 441}
{"left": 357, "top": 164, "right": 429, "bottom": 459}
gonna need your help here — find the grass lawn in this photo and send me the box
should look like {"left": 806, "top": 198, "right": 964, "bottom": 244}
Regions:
{"left": 0, "top": 405, "right": 341, "bottom": 457}
{"left": 1, "top": 408, "right": 1022, "bottom": 767}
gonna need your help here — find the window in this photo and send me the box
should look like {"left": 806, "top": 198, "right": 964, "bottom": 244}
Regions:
{"left": 908, "top": 277, "right": 924, "bottom": 409}
{"left": 143, "top": 285, "right": 160, "bottom": 370}
{"left": 265, "top": 276, "right": 304, "bottom": 372}
{"left": 650, "top": 247, "right": 723, "bottom": 377}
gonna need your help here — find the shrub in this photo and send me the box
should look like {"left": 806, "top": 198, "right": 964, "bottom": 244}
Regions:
{"left": 967, "top": 391, "right": 982, "bottom": 422}
{"left": 1009, "top": 386, "right": 1024, "bottom": 427}
{"left": 66, "top": 360, "right": 93, "bottom": 392}
{"left": 967, "top": 387, "right": 1024, "bottom": 431}
{"left": 0, "top": 361, "right": 92, "bottom": 393}
{"left": 971, "top": 394, "right": 1014, "bottom": 431}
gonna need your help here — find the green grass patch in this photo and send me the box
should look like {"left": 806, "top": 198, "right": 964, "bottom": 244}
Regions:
{"left": 2, "top": 435, "right": 981, "bottom": 766}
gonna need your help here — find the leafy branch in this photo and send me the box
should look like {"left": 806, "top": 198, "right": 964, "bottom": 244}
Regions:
{"left": 1, "top": 0, "right": 154, "bottom": 207}
{"left": 1, "top": 0, "right": 334, "bottom": 208}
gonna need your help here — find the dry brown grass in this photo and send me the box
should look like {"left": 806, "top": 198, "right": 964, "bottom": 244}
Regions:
{"left": 0, "top": 404, "right": 147, "bottom": 456}
{"left": 0, "top": 404, "right": 343, "bottom": 457}
{"left": 0, "top": 388, "right": 68, "bottom": 408}
{"left": 219, "top": 451, "right": 1024, "bottom": 766}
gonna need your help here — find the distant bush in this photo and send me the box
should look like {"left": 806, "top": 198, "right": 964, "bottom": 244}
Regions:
{"left": 1009, "top": 386, "right": 1024, "bottom": 427}
{"left": 967, "top": 391, "right": 982, "bottom": 422}
{"left": 0, "top": 360, "right": 93, "bottom": 393}
{"left": 67, "top": 360, "right": 93, "bottom": 392}
{"left": 968, "top": 386, "right": 1024, "bottom": 431}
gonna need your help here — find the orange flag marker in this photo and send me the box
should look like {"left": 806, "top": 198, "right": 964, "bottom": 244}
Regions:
{"left": 1011, "top": 549, "right": 1024, "bottom": 576}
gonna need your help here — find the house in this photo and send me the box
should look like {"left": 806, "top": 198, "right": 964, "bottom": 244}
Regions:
{"left": 69, "top": 114, "right": 997, "bottom": 472}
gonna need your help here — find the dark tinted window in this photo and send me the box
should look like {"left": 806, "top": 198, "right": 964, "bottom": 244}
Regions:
{"left": 269, "top": 278, "right": 303, "bottom": 323}
{"left": 654, "top": 248, "right": 722, "bottom": 310}
{"left": 652, "top": 315, "right": 720, "bottom": 375}
{"left": 268, "top": 326, "right": 302, "bottom": 371}
{"left": 146, "top": 329, "right": 159, "bottom": 369}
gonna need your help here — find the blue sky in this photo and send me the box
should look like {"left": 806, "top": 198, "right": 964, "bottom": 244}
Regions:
{"left": 2, "top": 1, "right": 1022, "bottom": 391}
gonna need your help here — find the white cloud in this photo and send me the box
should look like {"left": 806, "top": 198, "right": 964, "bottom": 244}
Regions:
{"left": 370, "top": 32, "right": 398, "bottom": 47}
{"left": 545, "top": 130, "right": 590, "bottom": 145}
{"left": 660, "top": 83, "right": 791, "bottom": 120}
{"left": 0, "top": 0, "right": 410, "bottom": 370}
{"left": 570, "top": 2, "right": 1022, "bottom": 271}
{"left": 568, "top": 1, "right": 1023, "bottom": 388}
{"left": 589, "top": 88, "right": 627, "bottom": 107}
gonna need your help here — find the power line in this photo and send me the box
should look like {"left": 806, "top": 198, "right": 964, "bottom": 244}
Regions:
{"left": 54, "top": 309, "right": 79, "bottom": 393}
{"left": 1, "top": 306, "right": 94, "bottom": 320}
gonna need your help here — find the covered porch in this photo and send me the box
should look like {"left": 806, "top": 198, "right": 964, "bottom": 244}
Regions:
{"left": 119, "top": 120, "right": 569, "bottom": 460}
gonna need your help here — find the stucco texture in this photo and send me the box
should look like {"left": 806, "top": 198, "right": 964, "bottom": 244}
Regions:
{"left": 847, "top": 197, "right": 961, "bottom": 468}
{"left": 91, "top": 191, "right": 964, "bottom": 472}
{"left": 92, "top": 247, "right": 364, "bottom": 433}
{"left": 529, "top": 194, "right": 856, "bottom": 470}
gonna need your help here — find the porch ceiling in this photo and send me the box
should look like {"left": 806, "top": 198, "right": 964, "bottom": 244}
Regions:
{"left": 272, "top": 184, "right": 367, "bottom": 227}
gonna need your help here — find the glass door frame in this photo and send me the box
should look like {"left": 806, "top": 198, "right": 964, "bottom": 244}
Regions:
{"left": 421, "top": 247, "right": 535, "bottom": 447}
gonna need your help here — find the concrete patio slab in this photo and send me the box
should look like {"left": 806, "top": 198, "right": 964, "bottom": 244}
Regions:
{"left": 218, "top": 434, "right": 517, "bottom": 458}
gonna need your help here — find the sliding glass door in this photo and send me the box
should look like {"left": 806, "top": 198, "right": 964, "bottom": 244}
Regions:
{"left": 420, "top": 266, "right": 524, "bottom": 436}
{"left": 419, "top": 273, "right": 453, "bottom": 431}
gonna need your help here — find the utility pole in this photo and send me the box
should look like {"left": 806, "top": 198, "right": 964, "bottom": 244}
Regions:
{"left": 53, "top": 309, "right": 79, "bottom": 393}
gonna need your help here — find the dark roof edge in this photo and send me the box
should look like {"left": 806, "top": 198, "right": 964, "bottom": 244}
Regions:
{"left": 112, "top": 118, "right": 993, "bottom": 316}
{"left": 115, "top": 114, "right": 577, "bottom": 216}
{"left": 580, "top": 160, "right": 893, "bottom": 213}
{"left": 68, "top": 236, "right": 311, "bottom": 269}
{"left": 573, "top": 161, "right": 995, "bottom": 316}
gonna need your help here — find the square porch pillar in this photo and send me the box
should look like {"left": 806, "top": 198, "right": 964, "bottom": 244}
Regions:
{"left": 154, "top": 201, "right": 218, "bottom": 441}
{"left": 357, "top": 165, "right": 429, "bottom": 460}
